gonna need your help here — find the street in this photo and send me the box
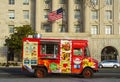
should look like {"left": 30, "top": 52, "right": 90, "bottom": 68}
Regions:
{"left": 0, "top": 67, "right": 120, "bottom": 82}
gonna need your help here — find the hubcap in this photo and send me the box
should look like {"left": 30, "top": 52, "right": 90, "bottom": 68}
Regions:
{"left": 85, "top": 70, "right": 91, "bottom": 77}
{"left": 36, "top": 70, "right": 43, "bottom": 78}
{"left": 114, "top": 65, "right": 117, "bottom": 68}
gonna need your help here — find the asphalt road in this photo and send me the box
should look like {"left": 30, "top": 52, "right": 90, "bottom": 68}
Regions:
{"left": 0, "top": 67, "right": 120, "bottom": 82}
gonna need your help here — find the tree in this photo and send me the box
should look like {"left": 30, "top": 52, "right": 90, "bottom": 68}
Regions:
{"left": 4, "top": 25, "right": 35, "bottom": 61}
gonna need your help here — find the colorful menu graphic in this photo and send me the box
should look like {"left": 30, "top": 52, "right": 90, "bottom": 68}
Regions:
{"left": 49, "top": 62, "right": 59, "bottom": 73}
{"left": 82, "top": 58, "right": 95, "bottom": 68}
{"left": 23, "top": 41, "right": 38, "bottom": 66}
{"left": 60, "top": 40, "right": 72, "bottom": 73}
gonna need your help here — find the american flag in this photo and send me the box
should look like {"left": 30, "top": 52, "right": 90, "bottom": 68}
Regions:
{"left": 48, "top": 8, "right": 63, "bottom": 21}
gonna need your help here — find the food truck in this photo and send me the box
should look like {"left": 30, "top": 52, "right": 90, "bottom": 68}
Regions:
{"left": 22, "top": 37, "right": 98, "bottom": 78}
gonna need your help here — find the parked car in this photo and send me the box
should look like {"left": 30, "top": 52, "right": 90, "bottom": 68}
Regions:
{"left": 98, "top": 60, "right": 120, "bottom": 68}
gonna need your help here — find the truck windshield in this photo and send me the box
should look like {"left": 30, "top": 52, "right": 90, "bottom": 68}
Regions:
{"left": 84, "top": 47, "right": 90, "bottom": 57}
{"left": 74, "top": 48, "right": 83, "bottom": 56}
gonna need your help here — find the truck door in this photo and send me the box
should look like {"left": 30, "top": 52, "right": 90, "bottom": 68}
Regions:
{"left": 71, "top": 43, "right": 84, "bottom": 73}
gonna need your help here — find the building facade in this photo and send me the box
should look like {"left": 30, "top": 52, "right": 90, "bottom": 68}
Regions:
{"left": 0, "top": 0, "right": 120, "bottom": 63}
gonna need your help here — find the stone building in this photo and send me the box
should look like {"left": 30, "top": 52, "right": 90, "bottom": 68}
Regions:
{"left": 0, "top": 0, "right": 120, "bottom": 63}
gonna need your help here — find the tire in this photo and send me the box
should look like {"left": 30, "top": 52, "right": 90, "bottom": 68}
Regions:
{"left": 35, "top": 68, "right": 47, "bottom": 78}
{"left": 82, "top": 68, "right": 93, "bottom": 78}
{"left": 113, "top": 65, "right": 118, "bottom": 68}
{"left": 99, "top": 65, "right": 103, "bottom": 68}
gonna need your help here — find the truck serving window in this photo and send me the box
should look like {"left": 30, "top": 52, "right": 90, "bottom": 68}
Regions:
{"left": 40, "top": 42, "right": 59, "bottom": 58}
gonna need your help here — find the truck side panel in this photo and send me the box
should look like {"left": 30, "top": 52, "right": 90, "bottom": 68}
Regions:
{"left": 22, "top": 38, "right": 40, "bottom": 72}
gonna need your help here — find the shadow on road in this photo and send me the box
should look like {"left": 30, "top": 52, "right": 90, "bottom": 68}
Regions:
{"left": 0, "top": 67, "right": 34, "bottom": 78}
{"left": 0, "top": 67, "right": 85, "bottom": 78}
{"left": 0, "top": 67, "right": 120, "bottom": 78}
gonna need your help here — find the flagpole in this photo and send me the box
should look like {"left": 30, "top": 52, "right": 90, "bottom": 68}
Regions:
{"left": 62, "top": 8, "right": 63, "bottom": 32}
{"left": 61, "top": 7, "right": 64, "bottom": 32}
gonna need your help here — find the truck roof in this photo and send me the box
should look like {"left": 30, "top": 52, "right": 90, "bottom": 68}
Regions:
{"left": 23, "top": 38, "right": 88, "bottom": 42}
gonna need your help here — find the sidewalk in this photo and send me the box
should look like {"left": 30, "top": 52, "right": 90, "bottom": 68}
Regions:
{"left": 0, "top": 65, "right": 21, "bottom": 68}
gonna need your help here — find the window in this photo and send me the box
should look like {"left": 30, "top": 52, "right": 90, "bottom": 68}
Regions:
{"left": 9, "top": 0, "right": 15, "bottom": 5}
{"left": 63, "top": 11, "right": 66, "bottom": 21}
{"left": 23, "top": 0, "right": 29, "bottom": 5}
{"left": 74, "top": 10, "right": 80, "bottom": 20}
{"left": 44, "top": 0, "right": 50, "bottom": 4}
{"left": 44, "top": 9, "right": 50, "bottom": 19}
{"left": 91, "top": 0, "right": 98, "bottom": 5}
{"left": 105, "top": 10, "right": 112, "bottom": 20}
{"left": 8, "top": 25, "right": 14, "bottom": 33}
{"left": 74, "top": 0, "right": 80, "bottom": 4}
{"left": 59, "top": 25, "right": 66, "bottom": 32}
{"left": 74, "top": 48, "right": 83, "bottom": 56}
{"left": 91, "top": 10, "right": 98, "bottom": 19}
{"left": 43, "top": 24, "right": 52, "bottom": 32}
{"left": 59, "top": 0, "right": 66, "bottom": 4}
{"left": 105, "top": 0, "right": 112, "bottom": 5}
{"left": 91, "top": 25, "right": 98, "bottom": 34}
{"left": 74, "top": 25, "right": 81, "bottom": 33}
{"left": 9, "top": 10, "right": 15, "bottom": 19}
{"left": 23, "top": 10, "right": 29, "bottom": 19}
{"left": 41, "top": 42, "right": 59, "bottom": 58}
{"left": 105, "top": 25, "right": 112, "bottom": 34}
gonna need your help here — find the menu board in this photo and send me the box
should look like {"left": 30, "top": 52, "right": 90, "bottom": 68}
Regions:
{"left": 23, "top": 41, "right": 38, "bottom": 66}
{"left": 60, "top": 40, "right": 72, "bottom": 73}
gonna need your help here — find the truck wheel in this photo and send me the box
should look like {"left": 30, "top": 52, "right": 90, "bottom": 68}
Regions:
{"left": 82, "top": 68, "right": 93, "bottom": 78}
{"left": 35, "top": 68, "right": 46, "bottom": 78}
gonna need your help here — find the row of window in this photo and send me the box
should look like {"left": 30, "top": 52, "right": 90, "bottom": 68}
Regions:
{"left": 9, "top": 24, "right": 120, "bottom": 35}
{"left": 44, "top": 0, "right": 113, "bottom": 5}
{"left": 8, "top": 24, "right": 82, "bottom": 33}
{"left": 9, "top": 10, "right": 29, "bottom": 19}
{"left": 91, "top": 25, "right": 120, "bottom": 35}
{"left": 9, "top": 0, "right": 112, "bottom": 19}
{"left": 41, "top": 23, "right": 119, "bottom": 35}
{"left": 91, "top": 10, "right": 112, "bottom": 20}
{"left": 9, "top": 10, "right": 113, "bottom": 21}
{"left": 9, "top": 0, "right": 29, "bottom": 5}
{"left": 9, "top": 0, "right": 66, "bottom": 5}
{"left": 41, "top": 23, "right": 120, "bottom": 35}
{"left": 44, "top": 9, "right": 112, "bottom": 21}
{"left": 44, "top": 0, "right": 113, "bottom": 20}
{"left": 90, "top": 0, "right": 113, "bottom": 5}
{"left": 44, "top": 8, "right": 113, "bottom": 21}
